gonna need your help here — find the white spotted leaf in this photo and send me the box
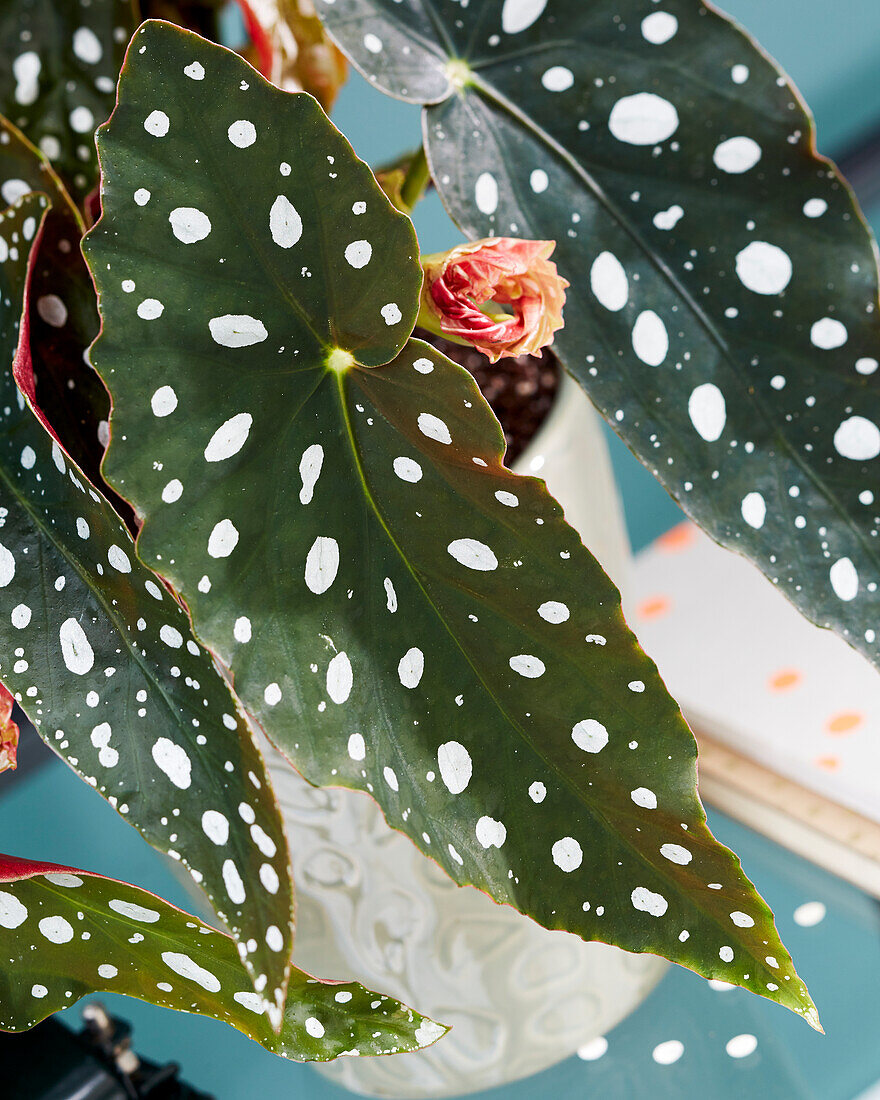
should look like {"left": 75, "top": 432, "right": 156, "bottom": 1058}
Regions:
{"left": 0, "top": 194, "right": 292, "bottom": 1016}
{"left": 84, "top": 26, "right": 816, "bottom": 1028}
{"left": 0, "top": 116, "right": 111, "bottom": 493}
{"left": 0, "top": 853, "right": 445, "bottom": 1058}
{"left": 0, "top": 0, "right": 134, "bottom": 202}
{"left": 318, "top": 0, "right": 880, "bottom": 675}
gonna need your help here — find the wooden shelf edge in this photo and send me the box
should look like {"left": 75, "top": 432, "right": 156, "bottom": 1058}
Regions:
{"left": 693, "top": 726, "right": 880, "bottom": 899}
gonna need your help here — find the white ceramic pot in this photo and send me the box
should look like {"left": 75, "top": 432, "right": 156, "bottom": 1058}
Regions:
{"left": 263, "top": 374, "right": 668, "bottom": 1098}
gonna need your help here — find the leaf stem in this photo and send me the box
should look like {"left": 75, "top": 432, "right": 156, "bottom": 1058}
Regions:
{"left": 398, "top": 145, "right": 431, "bottom": 213}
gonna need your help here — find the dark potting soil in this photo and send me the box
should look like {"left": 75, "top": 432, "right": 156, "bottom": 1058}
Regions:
{"left": 413, "top": 327, "right": 560, "bottom": 465}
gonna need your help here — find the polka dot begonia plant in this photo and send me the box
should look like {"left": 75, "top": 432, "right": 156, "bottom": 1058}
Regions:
{"left": 8, "top": 0, "right": 880, "bottom": 1061}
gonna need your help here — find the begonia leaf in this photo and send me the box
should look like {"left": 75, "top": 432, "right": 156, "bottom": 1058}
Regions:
{"left": 0, "top": 115, "right": 110, "bottom": 491}
{"left": 0, "top": 191, "right": 293, "bottom": 1018}
{"left": 0, "top": 0, "right": 134, "bottom": 203}
{"left": 318, "top": 0, "right": 880, "bottom": 674}
{"left": 0, "top": 853, "right": 445, "bottom": 1059}
{"left": 85, "top": 22, "right": 818, "bottom": 1026}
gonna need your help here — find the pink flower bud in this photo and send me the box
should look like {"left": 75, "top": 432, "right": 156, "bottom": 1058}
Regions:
{"left": 0, "top": 684, "right": 18, "bottom": 774}
{"left": 420, "top": 238, "right": 568, "bottom": 363}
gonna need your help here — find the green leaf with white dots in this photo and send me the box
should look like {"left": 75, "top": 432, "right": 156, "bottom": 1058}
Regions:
{"left": 85, "top": 22, "right": 817, "bottom": 1025}
{"left": 0, "top": 192, "right": 293, "bottom": 1014}
{"left": 0, "top": 0, "right": 134, "bottom": 204}
{"left": 318, "top": 0, "right": 880, "bottom": 674}
{"left": 0, "top": 853, "right": 446, "bottom": 1058}
{"left": 0, "top": 115, "right": 112, "bottom": 492}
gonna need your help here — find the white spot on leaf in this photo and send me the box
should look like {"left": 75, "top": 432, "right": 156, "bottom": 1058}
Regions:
{"left": 418, "top": 412, "right": 452, "bottom": 444}
{"left": 741, "top": 492, "right": 766, "bottom": 529}
{"left": 393, "top": 456, "right": 422, "bottom": 483}
{"left": 509, "top": 654, "right": 545, "bottom": 678}
{"left": 109, "top": 899, "right": 160, "bottom": 923}
{"left": 305, "top": 536, "right": 339, "bottom": 594}
{"left": 169, "top": 207, "right": 211, "bottom": 244}
{"left": 204, "top": 413, "right": 252, "bottom": 462}
{"left": 269, "top": 195, "right": 303, "bottom": 248}
{"left": 344, "top": 240, "right": 372, "bottom": 268}
{"left": 830, "top": 557, "right": 859, "bottom": 601}
{"left": 299, "top": 444, "right": 324, "bottom": 504}
{"left": 542, "top": 66, "right": 574, "bottom": 92}
{"left": 538, "top": 601, "right": 569, "bottom": 623}
{"left": 209, "top": 315, "right": 268, "bottom": 348}
{"left": 397, "top": 648, "right": 424, "bottom": 689}
{"left": 641, "top": 12, "right": 678, "bottom": 44}
{"left": 438, "top": 741, "right": 472, "bottom": 794}
{"left": 475, "top": 172, "right": 498, "bottom": 215}
{"left": 162, "top": 479, "right": 183, "bottom": 503}
{"left": 501, "top": 0, "right": 547, "bottom": 34}
{"left": 713, "top": 136, "right": 761, "bottom": 174}
{"left": 447, "top": 538, "right": 498, "bottom": 571}
{"left": 207, "top": 519, "right": 239, "bottom": 558}
{"left": 223, "top": 859, "right": 246, "bottom": 904}
{"left": 590, "top": 251, "right": 628, "bottom": 312}
{"left": 151, "top": 738, "right": 192, "bottom": 789}
{"left": 162, "top": 951, "right": 220, "bottom": 992}
{"left": 73, "top": 27, "right": 102, "bottom": 64}
{"left": 59, "top": 618, "right": 94, "bottom": 675}
{"left": 653, "top": 204, "right": 684, "bottom": 231}
{"left": 571, "top": 718, "right": 608, "bottom": 753}
{"left": 144, "top": 110, "right": 170, "bottom": 137}
{"left": 327, "top": 652, "right": 353, "bottom": 704}
{"left": 228, "top": 120, "right": 256, "bottom": 148}
{"left": 632, "top": 311, "right": 668, "bottom": 366}
{"left": 609, "top": 93, "right": 678, "bottom": 145}
{"left": 202, "top": 810, "right": 229, "bottom": 846}
{"left": 151, "top": 387, "right": 178, "bottom": 422}
{"left": 39, "top": 916, "right": 74, "bottom": 943}
{"left": 735, "top": 241, "right": 792, "bottom": 295}
{"left": 0, "top": 892, "right": 28, "bottom": 928}
{"left": 688, "top": 383, "right": 726, "bottom": 442}
{"left": 37, "top": 294, "right": 67, "bottom": 327}
{"left": 552, "top": 837, "right": 582, "bottom": 871}
{"left": 631, "top": 886, "right": 668, "bottom": 916}
{"left": 660, "top": 843, "right": 692, "bottom": 865}
{"left": 476, "top": 816, "right": 506, "bottom": 848}
{"left": 834, "top": 416, "right": 880, "bottom": 460}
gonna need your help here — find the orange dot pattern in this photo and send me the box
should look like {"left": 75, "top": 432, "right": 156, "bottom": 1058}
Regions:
{"left": 825, "top": 712, "right": 863, "bottom": 736}
{"left": 768, "top": 669, "right": 801, "bottom": 692}
{"left": 637, "top": 596, "right": 670, "bottom": 620}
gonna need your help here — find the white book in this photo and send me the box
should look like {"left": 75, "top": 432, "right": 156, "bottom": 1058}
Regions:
{"left": 626, "top": 522, "right": 880, "bottom": 897}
